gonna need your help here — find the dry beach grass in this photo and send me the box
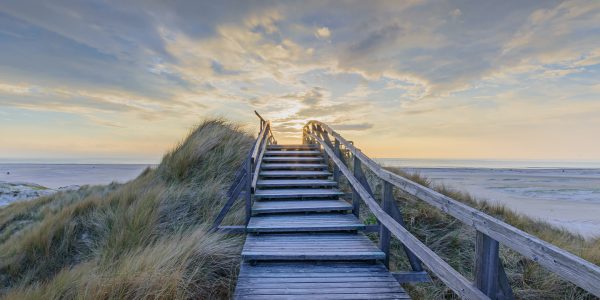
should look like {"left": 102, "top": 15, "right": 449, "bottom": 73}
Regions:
{"left": 0, "top": 119, "right": 598, "bottom": 299}
{"left": 0, "top": 120, "right": 252, "bottom": 299}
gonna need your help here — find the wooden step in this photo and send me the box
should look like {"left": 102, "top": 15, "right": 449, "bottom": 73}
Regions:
{"left": 265, "top": 150, "right": 322, "bottom": 156}
{"left": 246, "top": 213, "right": 364, "bottom": 233}
{"left": 256, "top": 179, "right": 338, "bottom": 188}
{"left": 235, "top": 262, "right": 409, "bottom": 299}
{"left": 259, "top": 170, "right": 331, "bottom": 178}
{"left": 242, "top": 233, "right": 385, "bottom": 260}
{"left": 253, "top": 199, "right": 352, "bottom": 214}
{"left": 268, "top": 144, "right": 318, "bottom": 150}
{"left": 263, "top": 156, "right": 324, "bottom": 163}
{"left": 261, "top": 163, "right": 327, "bottom": 170}
{"left": 255, "top": 188, "right": 344, "bottom": 199}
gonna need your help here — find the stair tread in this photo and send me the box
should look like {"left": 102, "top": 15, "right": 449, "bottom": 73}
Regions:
{"left": 263, "top": 156, "right": 324, "bottom": 162}
{"left": 257, "top": 179, "right": 337, "bottom": 187}
{"left": 242, "top": 233, "right": 384, "bottom": 260}
{"left": 261, "top": 163, "right": 327, "bottom": 169}
{"left": 253, "top": 199, "right": 352, "bottom": 213}
{"left": 255, "top": 188, "right": 343, "bottom": 198}
{"left": 260, "top": 170, "right": 331, "bottom": 177}
{"left": 265, "top": 150, "right": 321, "bottom": 156}
{"left": 246, "top": 213, "right": 364, "bottom": 232}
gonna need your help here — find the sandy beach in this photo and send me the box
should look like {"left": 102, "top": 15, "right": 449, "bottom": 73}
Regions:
{"left": 378, "top": 164, "right": 600, "bottom": 239}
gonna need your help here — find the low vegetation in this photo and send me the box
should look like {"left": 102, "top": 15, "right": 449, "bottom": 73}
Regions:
{"left": 359, "top": 167, "right": 600, "bottom": 300}
{"left": 0, "top": 119, "right": 252, "bottom": 299}
{"left": 1, "top": 118, "right": 598, "bottom": 299}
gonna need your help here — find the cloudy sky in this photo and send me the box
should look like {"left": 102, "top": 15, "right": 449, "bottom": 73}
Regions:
{"left": 1, "top": 0, "right": 599, "bottom": 163}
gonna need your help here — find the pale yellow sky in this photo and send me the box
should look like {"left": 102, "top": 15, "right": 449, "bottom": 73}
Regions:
{"left": 1, "top": 1, "right": 599, "bottom": 163}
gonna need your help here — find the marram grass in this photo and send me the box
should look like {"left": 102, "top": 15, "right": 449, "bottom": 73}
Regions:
{"left": 0, "top": 119, "right": 252, "bottom": 299}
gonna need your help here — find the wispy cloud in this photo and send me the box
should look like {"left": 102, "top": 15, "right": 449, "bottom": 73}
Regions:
{"left": 0, "top": 0, "right": 599, "bottom": 160}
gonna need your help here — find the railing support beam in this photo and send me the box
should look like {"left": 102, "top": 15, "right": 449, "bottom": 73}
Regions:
{"left": 380, "top": 181, "right": 393, "bottom": 267}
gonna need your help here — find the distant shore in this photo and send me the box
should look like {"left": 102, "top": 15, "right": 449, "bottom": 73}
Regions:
{"left": 378, "top": 160, "right": 600, "bottom": 239}
{"left": 0, "top": 164, "right": 153, "bottom": 206}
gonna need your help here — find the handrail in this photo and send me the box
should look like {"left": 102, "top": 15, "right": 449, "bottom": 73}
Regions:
{"left": 212, "top": 112, "right": 275, "bottom": 231}
{"left": 307, "top": 131, "right": 488, "bottom": 299}
{"left": 251, "top": 122, "right": 271, "bottom": 191}
{"left": 304, "top": 120, "right": 600, "bottom": 298}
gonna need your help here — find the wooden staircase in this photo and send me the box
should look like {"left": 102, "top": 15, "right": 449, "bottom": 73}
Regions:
{"left": 234, "top": 144, "right": 409, "bottom": 299}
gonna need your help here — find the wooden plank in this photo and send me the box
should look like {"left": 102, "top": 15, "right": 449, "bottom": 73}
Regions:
{"left": 251, "top": 127, "right": 269, "bottom": 191}
{"left": 246, "top": 213, "right": 365, "bottom": 233}
{"left": 242, "top": 234, "right": 386, "bottom": 260}
{"left": 254, "top": 188, "right": 344, "bottom": 199}
{"left": 259, "top": 170, "right": 331, "bottom": 178}
{"left": 391, "top": 271, "right": 431, "bottom": 283}
{"left": 268, "top": 144, "right": 318, "bottom": 150}
{"left": 310, "top": 121, "right": 600, "bottom": 297}
{"left": 381, "top": 181, "right": 393, "bottom": 267}
{"left": 235, "top": 262, "right": 408, "bottom": 300}
{"left": 475, "top": 231, "right": 499, "bottom": 297}
{"left": 310, "top": 131, "right": 489, "bottom": 300}
{"left": 236, "top": 294, "right": 409, "bottom": 300}
{"left": 265, "top": 150, "right": 321, "bottom": 156}
{"left": 263, "top": 156, "right": 323, "bottom": 162}
{"left": 253, "top": 199, "right": 352, "bottom": 214}
{"left": 256, "top": 179, "right": 337, "bottom": 188}
{"left": 211, "top": 171, "right": 247, "bottom": 230}
{"left": 261, "top": 163, "right": 327, "bottom": 169}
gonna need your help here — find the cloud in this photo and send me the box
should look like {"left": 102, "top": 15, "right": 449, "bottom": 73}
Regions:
{"left": 315, "top": 26, "right": 331, "bottom": 39}
{"left": 331, "top": 123, "right": 373, "bottom": 131}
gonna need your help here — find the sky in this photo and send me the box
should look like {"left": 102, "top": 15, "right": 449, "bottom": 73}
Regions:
{"left": 0, "top": 0, "right": 599, "bottom": 163}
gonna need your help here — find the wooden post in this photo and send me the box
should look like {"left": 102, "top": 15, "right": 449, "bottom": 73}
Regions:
{"left": 333, "top": 139, "right": 341, "bottom": 183}
{"left": 380, "top": 181, "right": 393, "bottom": 267}
{"left": 352, "top": 156, "right": 361, "bottom": 217}
{"left": 245, "top": 157, "right": 253, "bottom": 225}
{"left": 475, "top": 231, "right": 500, "bottom": 298}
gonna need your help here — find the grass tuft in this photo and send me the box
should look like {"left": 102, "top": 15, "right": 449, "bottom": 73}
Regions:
{"left": 0, "top": 119, "right": 252, "bottom": 299}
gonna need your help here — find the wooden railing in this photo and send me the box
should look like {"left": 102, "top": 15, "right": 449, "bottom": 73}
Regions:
{"left": 304, "top": 120, "right": 600, "bottom": 299}
{"left": 211, "top": 112, "right": 274, "bottom": 232}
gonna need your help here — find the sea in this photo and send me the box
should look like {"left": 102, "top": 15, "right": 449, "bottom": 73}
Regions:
{"left": 1, "top": 160, "right": 599, "bottom": 238}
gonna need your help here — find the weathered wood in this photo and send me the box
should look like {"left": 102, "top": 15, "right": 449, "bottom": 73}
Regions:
{"left": 392, "top": 271, "right": 432, "bottom": 283}
{"left": 380, "top": 181, "right": 393, "bottom": 268}
{"left": 497, "top": 260, "right": 515, "bottom": 300}
{"left": 352, "top": 156, "right": 362, "bottom": 217}
{"left": 252, "top": 199, "right": 352, "bottom": 214}
{"left": 310, "top": 131, "right": 489, "bottom": 300}
{"left": 334, "top": 139, "right": 341, "bottom": 182}
{"left": 259, "top": 170, "right": 331, "bottom": 178}
{"left": 475, "top": 231, "right": 500, "bottom": 298}
{"left": 261, "top": 163, "right": 327, "bottom": 170}
{"left": 265, "top": 150, "right": 321, "bottom": 156}
{"left": 262, "top": 156, "right": 324, "bottom": 162}
{"left": 245, "top": 157, "right": 252, "bottom": 225}
{"left": 388, "top": 198, "right": 425, "bottom": 272}
{"left": 309, "top": 121, "right": 600, "bottom": 297}
{"left": 235, "top": 262, "right": 409, "bottom": 299}
{"left": 211, "top": 171, "right": 247, "bottom": 230}
{"left": 251, "top": 125, "right": 269, "bottom": 191}
{"left": 242, "top": 233, "right": 385, "bottom": 261}
{"left": 246, "top": 213, "right": 365, "bottom": 233}
{"left": 251, "top": 124, "right": 268, "bottom": 161}
{"left": 256, "top": 179, "right": 337, "bottom": 188}
{"left": 254, "top": 188, "right": 344, "bottom": 199}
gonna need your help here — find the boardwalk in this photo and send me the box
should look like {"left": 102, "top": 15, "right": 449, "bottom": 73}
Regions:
{"left": 234, "top": 144, "right": 409, "bottom": 299}
{"left": 212, "top": 113, "right": 600, "bottom": 300}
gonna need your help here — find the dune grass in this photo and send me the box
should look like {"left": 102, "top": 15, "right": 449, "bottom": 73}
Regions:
{"left": 359, "top": 167, "right": 600, "bottom": 300}
{"left": 0, "top": 119, "right": 253, "bottom": 299}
